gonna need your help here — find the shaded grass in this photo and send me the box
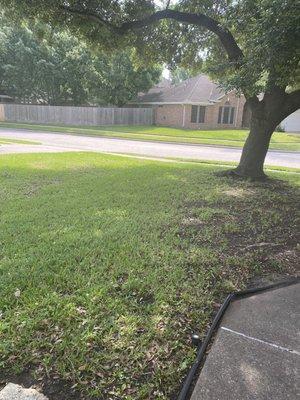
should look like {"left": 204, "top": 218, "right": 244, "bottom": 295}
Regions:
{"left": 0, "top": 122, "right": 299, "bottom": 151}
{"left": 107, "top": 153, "right": 300, "bottom": 174}
{"left": 0, "top": 152, "right": 299, "bottom": 399}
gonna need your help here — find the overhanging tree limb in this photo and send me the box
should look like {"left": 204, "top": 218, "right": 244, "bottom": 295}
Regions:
{"left": 61, "top": 5, "right": 117, "bottom": 31}
{"left": 60, "top": 7, "right": 244, "bottom": 64}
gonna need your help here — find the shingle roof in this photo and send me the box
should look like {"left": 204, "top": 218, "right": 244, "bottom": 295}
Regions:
{"left": 132, "top": 74, "right": 225, "bottom": 105}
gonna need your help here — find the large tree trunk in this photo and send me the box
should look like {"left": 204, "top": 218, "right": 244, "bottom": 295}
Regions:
{"left": 231, "top": 92, "right": 284, "bottom": 180}
{"left": 232, "top": 87, "right": 300, "bottom": 180}
{"left": 234, "top": 110, "right": 275, "bottom": 179}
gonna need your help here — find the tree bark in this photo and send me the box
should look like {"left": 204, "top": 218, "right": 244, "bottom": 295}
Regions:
{"left": 233, "top": 88, "right": 300, "bottom": 179}
{"left": 234, "top": 104, "right": 276, "bottom": 179}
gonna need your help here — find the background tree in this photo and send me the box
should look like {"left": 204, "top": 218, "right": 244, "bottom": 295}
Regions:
{"left": 90, "top": 50, "right": 162, "bottom": 106}
{"left": 0, "top": 18, "right": 96, "bottom": 105}
{"left": 170, "top": 67, "right": 193, "bottom": 84}
{"left": 0, "top": 16, "right": 161, "bottom": 106}
{"left": 1, "top": 0, "right": 299, "bottom": 178}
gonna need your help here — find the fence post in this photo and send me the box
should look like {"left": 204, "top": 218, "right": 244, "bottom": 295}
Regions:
{"left": 0, "top": 104, "right": 5, "bottom": 121}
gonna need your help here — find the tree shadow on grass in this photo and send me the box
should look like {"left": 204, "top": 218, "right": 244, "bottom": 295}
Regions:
{"left": 180, "top": 177, "right": 299, "bottom": 290}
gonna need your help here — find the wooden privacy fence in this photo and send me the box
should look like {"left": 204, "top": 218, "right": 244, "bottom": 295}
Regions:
{"left": 0, "top": 104, "right": 154, "bottom": 126}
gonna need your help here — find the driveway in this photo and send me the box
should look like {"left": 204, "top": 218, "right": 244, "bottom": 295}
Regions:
{"left": 0, "top": 127, "right": 299, "bottom": 168}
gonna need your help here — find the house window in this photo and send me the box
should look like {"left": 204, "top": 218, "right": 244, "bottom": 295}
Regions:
{"left": 191, "top": 105, "right": 206, "bottom": 123}
{"left": 218, "top": 106, "right": 235, "bottom": 124}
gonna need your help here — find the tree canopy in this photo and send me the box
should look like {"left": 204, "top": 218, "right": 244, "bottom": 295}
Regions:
{"left": 0, "top": 16, "right": 161, "bottom": 106}
{"left": 2, "top": 0, "right": 299, "bottom": 98}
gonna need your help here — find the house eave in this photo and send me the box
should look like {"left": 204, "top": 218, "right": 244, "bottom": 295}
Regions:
{"left": 130, "top": 101, "right": 213, "bottom": 106}
{"left": 213, "top": 90, "right": 245, "bottom": 102}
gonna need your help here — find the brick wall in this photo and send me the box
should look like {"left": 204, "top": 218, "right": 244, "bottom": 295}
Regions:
{"left": 154, "top": 92, "right": 246, "bottom": 129}
{"left": 155, "top": 104, "right": 184, "bottom": 127}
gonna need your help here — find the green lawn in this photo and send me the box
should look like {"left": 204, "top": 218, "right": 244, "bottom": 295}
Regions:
{"left": 1, "top": 121, "right": 300, "bottom": 151}
{"left": 0, "top": 137, "right": 39, "bottom": 145}
{"left": 0, "top": 152, "right": 299, "bottom": 399}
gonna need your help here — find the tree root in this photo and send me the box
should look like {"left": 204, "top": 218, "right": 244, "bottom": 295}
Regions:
{"left": 214, "top": 168, "right": 269, "bottom": 182}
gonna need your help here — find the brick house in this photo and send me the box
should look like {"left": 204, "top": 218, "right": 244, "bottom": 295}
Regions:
{"left": 131, "top": 74, "right": 248, "bottom": 129}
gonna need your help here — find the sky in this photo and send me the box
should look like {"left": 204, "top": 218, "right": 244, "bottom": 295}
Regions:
{"left": 154, "top": 0, "right": 178, "bottom": 7}
{"left": 162, "top": 68, "right": 171, "bottom": 79}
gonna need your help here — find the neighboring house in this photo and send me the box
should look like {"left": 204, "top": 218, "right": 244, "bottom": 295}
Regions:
{"left": 131, "top": 74, "right": 247, "bottom": 129}
{"left": 281, "top": 109, "right": 300, "bottom": 132}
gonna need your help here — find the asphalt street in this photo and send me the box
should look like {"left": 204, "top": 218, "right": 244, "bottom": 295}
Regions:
{"left": 0, "top": 127, "right": 299, "bottom": 168}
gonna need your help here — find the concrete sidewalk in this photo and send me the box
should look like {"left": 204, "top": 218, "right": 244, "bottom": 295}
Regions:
{"left": 191, "top": 281, "right": 300, "bottom": 400}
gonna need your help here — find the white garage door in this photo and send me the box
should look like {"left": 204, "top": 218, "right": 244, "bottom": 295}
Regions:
{"left": 282, "top": 109, "right": 300, "bottom": 132}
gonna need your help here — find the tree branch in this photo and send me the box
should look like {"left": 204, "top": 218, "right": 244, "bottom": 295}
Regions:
{"left": 265, "top": 88, "right": 300, "bottom": 125}
{"left": 119, "top": 10, "right": 244, "bottom": 63}
{"left": 265, "top": 68, "right": 287, "bottom": 97}
{"left": 165, "top": 0, "right": 171, "bottom": 10}
{"left": 284, "top": 89, "right": 300, "bottom": 117}
{"left": 60, "top": 5, "right": 117, "bottom": 31}
{"left": 60, "top": 7, "right": 243, "bottom": 64}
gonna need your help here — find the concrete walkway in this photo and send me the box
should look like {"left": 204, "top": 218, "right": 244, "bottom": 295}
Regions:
{"left": 191, "top": 281, "right": 300, "bottom": 400}
{"left": 0, "top": 127, "right": 299, "bottom": 168}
